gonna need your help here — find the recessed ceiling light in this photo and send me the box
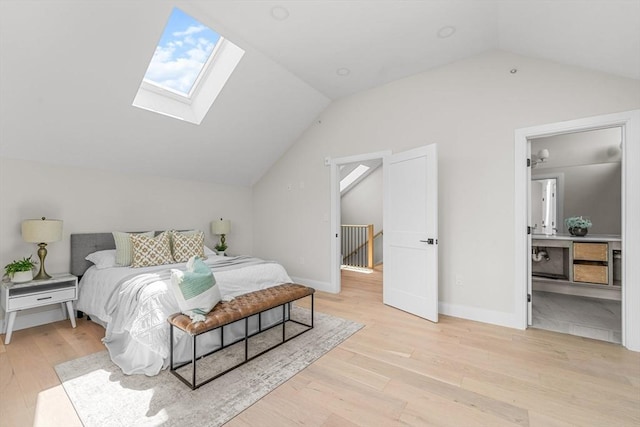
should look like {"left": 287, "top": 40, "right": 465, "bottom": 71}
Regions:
{"left": 437, "top": 25, "right": 456, "bottom": 39}
{"left": 510, "top": 68, "right": 518, "bottom": 74}
{"left": 270, "top": 6, "right": 290, "bottom": 21}
{"left": 336, "top": 67, "right": 351, "bottom": 77}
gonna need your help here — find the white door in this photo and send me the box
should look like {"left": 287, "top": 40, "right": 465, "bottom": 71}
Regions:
{"left": 527, "top": 142, "right": 533, "bottom": 326}
{"left": 383, "top": 144, "right": 438, "bottom": 322}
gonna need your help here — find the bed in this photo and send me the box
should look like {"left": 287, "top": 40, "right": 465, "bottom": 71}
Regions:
{"left": 70, "top": 232, "right": 294, "bottom": 376}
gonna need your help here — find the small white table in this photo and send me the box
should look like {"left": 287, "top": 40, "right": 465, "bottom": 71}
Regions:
{"left": 1, "top": 273, "right": 78, "bottom": 344}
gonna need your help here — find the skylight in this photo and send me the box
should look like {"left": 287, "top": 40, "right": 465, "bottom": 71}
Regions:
{"left": 143, "top": 8, "right": 220, "bottom": 97}
{"left": 340, "top": 164, "right": 370, "bottom": 192}
{"left": 133, "top": 7, "right": 245, "bottom": 125}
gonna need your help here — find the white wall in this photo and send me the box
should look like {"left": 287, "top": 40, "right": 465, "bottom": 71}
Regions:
{"left": 340, "top": 166, "right": 383, "bottom": 231}
{"left": 0, "top": 157, "right": 252, "bottom": 328}
{"left": 252, "top": 50, "right": 640, "bottom": 326}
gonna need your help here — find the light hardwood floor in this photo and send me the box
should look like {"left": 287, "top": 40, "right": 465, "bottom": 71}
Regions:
{"left": 1, "top": 266, "right": 639, "bottom": 426}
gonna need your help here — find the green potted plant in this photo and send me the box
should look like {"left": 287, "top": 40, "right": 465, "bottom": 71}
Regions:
{"left": 565, "top": 216, "right": 592, "bottom": 237}
{"left": 4, "top": 255, "right": 37, "bottom": 283}
{"left": 214, "top": 242, "right": 228, "bottom": 256}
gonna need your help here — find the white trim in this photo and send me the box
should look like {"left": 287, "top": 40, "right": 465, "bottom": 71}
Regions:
{"left": 329, "top": 151, "right": 392, "bottom": 294}
{"left": 141, "top": 80, "right": 194, "bottom": 105}
{"left": 290, "top": 276, "right": 332, "bottom": 293}
{"left": 439, "top": 302, "right": 517, "bottom": 329}
{"left": 515, "top": 110, "right": 640, "bottom": 352}
{"left": 133, "top": 38, "right": 245, "bottom": 125}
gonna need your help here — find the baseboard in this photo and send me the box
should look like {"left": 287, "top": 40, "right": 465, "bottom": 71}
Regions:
{"left": 290, "top": 276, "right": 333, "bottom": 293}
{"left": 1, "top": 306, "right": 67, "bottom": 334}
{"left": 439, "top": 301, "right": 520, "bottom": 330}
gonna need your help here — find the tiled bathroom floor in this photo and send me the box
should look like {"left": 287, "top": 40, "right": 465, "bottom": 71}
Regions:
{"left": 531, "top": 291, "right": 622, "bottom": 344}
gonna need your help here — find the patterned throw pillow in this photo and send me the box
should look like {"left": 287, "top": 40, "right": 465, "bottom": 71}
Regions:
{"left": 172, "top": 230, "right": 205, "bottom": 263}
{"left": 170, "top": 256, "right": 220, "bottom": 321}
{"left": 113, "top": 231, "right": 154, "bottom": 266}
{"left": 131, "top": 231, "right": 174, "bottom": 268}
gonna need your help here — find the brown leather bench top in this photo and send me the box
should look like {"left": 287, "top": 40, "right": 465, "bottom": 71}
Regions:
{"left": 168, "top": 283, "right": 315, "bottom": 336}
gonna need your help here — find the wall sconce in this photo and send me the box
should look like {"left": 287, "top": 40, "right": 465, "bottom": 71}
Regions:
{"left": 532, "top": 148, "right": 550, "bottom": 168}
{"left": 21, "top": 217, "right": 63, "bottom": 280}
{"left": 211, "top": 218, "right": 231, "bottom": 253}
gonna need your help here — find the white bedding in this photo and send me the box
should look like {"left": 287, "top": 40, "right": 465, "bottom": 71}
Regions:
{"left": 76, "top": 255, "right": 293, "bottom": 376}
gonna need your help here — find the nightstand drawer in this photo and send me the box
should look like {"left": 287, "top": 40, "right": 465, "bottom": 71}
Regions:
{"left": 7, "top": 287, "right": 76, "bottom": 311}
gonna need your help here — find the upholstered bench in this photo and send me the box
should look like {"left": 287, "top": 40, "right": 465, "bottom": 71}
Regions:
{"left": 168, "top": 283, "right": 315, "bottom": 389}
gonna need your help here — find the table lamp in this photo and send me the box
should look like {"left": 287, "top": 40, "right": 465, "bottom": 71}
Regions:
{"left": 21, "top": 217, "right": 63, "bottom": 280}
{"left": 211, "top": 218, "right": 231, "bottom": 251}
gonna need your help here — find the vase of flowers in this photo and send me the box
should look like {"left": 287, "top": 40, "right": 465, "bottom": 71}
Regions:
{"left": 565, "top": 216, "right": 592, "bottom": 237}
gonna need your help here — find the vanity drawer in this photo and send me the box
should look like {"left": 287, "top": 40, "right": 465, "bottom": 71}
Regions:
{"left": 574, "top": 243, "right": 608, "bottom": 262}
{"left": 574, "top": 264, "right": 608, "bottom": 285}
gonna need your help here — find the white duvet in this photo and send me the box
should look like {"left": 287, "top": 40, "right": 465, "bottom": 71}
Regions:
{"left": 76, "top": 255, "right": 293, "bottom": 376}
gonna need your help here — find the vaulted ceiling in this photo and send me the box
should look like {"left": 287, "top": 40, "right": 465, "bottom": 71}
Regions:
{"left": 1, "top": 1, "right": 638, "bottom": 186}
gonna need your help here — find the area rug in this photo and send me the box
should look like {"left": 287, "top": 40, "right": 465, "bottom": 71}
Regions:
{"left": 55, "top": 309, "right": 363, "bottom": 427}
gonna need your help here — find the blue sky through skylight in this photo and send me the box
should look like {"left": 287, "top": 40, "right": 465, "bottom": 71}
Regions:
{"left": 143, "top": 8, "right": 221, "bottom": 95}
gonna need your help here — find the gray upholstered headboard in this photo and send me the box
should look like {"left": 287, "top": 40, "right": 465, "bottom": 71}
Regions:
{"left": 70, "top": 231, "right": 174, "bottom": 277}
{"left": 70, "top": 233, "right": 117, "bottom": 277}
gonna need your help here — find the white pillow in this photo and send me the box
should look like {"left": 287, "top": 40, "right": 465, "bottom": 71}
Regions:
{"left": 85, "top": 249, "right": 117, "bottom": 269}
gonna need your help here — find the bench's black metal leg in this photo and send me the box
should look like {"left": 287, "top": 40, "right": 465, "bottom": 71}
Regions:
{"left": 170, "top": 324, "right": 174, "bottom": 370}
{"left": 244, "top": 317, "right": 249, "bottom": 361}
{"left": 282, "top": 303, "right": 286, "bottom": 343}
{"left": 311, "top": 293, "right": 314, "bottom": 328}
{"left": 192, "top": 335, "right": 197, "bottom": 389}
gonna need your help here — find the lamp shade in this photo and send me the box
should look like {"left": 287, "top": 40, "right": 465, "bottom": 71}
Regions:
{"left": 22, "top": 218, "right": 63, "bottom": 243}
{"left": 211, "top": 219, "right": 231, "bottom": 235}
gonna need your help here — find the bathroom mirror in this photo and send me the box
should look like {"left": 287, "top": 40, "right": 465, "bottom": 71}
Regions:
{"left": 531, "top": 127, "right": 622, "bottom": 235}
{"left": 531, "top": 177, "right": 559, "bottom": 235}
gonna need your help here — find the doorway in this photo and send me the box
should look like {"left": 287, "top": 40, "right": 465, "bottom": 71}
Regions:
{"left": 329, "top": 145, "right": 439, "bottom": 323}
{"left": 329, "top": 151, "right": 391, "bottom": 294}
{"left": 340, "top": 158, "right": 383, "bottom": 273}
{"left": 514, "top": 109, "right": 640, "bottom": 352}
{"left": 529, "top": 127, "right": 622, "bottom": 343}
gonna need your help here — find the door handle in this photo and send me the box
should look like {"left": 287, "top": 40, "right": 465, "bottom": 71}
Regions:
{"left": 420, "top": 239, "right": 437, "bottom": 245}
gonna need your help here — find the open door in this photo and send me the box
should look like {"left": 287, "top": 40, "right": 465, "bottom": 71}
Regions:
{"left": 383, "top": 144, "right": 438, "bottom": 322}
{"left": 527, "top": 141, "right": 533, "bottom": 326}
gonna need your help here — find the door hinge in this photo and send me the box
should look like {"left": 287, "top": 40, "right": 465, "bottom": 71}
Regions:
{"left": 527, "top": 293, "right": 531, "bottom": 303}
{"left": 527, "top": 158, "right": 531, "bottom": 167}
{"left": 527, "top": 226, "right": 531, "bottom": 235}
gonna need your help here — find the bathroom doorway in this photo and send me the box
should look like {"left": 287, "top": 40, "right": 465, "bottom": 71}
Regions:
{"left": 529, "top": 127, "right": 622, "bottom": 343}
{"left": 514, "top": 109, "right": 640, "bottom": 352}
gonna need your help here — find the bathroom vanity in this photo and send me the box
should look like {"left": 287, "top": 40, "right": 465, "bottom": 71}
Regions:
{"left": 532, "top": 234, "right": 621, "bottom": 300}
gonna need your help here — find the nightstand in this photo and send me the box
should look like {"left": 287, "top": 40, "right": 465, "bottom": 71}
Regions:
{"left": 1, "top": 273, "right": 78, "bottom": 344}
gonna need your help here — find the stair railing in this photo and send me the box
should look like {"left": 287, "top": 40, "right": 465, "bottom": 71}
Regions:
{"left": 341, "top": 224, "right": 376, "bottom": 269}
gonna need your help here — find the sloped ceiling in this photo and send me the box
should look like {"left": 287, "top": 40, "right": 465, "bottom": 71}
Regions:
{"left": 1, "top": 1, "right": 638, "bottom": 186}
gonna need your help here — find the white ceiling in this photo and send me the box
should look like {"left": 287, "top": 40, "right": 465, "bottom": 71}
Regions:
{"left": 1, "top": 1, "right": 638, "bottom": 186}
